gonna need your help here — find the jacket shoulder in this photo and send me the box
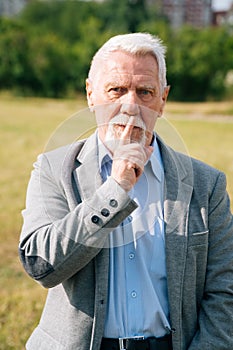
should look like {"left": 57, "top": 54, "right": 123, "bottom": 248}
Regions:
{"left": 158, "top": 136, "right": 225, "bottom": 191}
{"left": 45, "top": 140, "right": 86, "bottom": 164}
{"left": 160, "top": 137, "right": 223, "bottom": 177}
{"left": 38, "top": 140, "right": 86, "bottom": 175}
{"left": 174, "top": 148, "right": 226, "bottom": 194}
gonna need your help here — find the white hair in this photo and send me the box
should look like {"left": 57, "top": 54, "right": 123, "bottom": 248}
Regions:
{"left": 88, "top": 32, "right": 167, "bottom": 92}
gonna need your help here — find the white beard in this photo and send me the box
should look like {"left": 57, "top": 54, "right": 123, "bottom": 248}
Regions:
{"left": 104, "top": 114, "right": 147, "bottom": 153}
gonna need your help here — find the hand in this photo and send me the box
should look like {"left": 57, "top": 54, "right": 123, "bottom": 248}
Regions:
{"left": 111, "top": 117, "right": 153, "bottom": 192}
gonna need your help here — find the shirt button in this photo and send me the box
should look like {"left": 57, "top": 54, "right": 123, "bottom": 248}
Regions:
{"left": 101, "top": 208, "right": 110, "bottom": 217}
{"left": 109, "top": 199, "right": 118, "bottom": 208}
{"left": 129, "top": 252, "right": 135, "bottom": 260}
{"left": 128, "top": 215, "right": 133, "bottom": 222}
{"left": 91, "top": 215, "right": 100, "bottom": 224}
{"left": 131, "top": 291, "right": 137, "bottom": 298}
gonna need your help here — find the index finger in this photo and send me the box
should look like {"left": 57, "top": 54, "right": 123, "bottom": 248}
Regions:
{"left": 120, "top": 116, "right": 135, "bottom": 143}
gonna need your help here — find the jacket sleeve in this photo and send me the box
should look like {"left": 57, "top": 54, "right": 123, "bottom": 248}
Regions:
{"left": 188, "top": 172, "right": 233, "bottom": 349}
{"left": 19, "top": 153, "right": 137, "bottom": 288}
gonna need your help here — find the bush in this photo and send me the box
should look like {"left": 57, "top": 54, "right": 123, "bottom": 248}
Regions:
{"left": 0, "top": 0, "right": 233, "bottom": 100}
{"left": 0, "top": 18, "right": 31, "bottom": 91}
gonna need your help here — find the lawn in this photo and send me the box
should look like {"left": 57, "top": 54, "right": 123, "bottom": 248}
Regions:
{"left": 0, "top": 95, "right": 232, "bottom": 349}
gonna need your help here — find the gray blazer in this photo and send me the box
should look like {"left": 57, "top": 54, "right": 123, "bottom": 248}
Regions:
{"left": 19, "top": 132, "right": 233, "bottom": 350}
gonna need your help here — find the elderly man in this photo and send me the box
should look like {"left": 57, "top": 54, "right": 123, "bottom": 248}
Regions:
{"left": 19, "top": 33, "right": 233, "bottom": 350}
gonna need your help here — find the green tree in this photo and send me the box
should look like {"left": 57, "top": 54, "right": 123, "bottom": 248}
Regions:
{"left": 1, "top": 0, "right": 233, "bottom": 100}
{"left": 167, "top": 26, "right": 233, "bottom": 101}
{"left": 0, "top": 18, "right": 33, "bottom": 92}
{"left": 28, "top": 33, "right": 72, "bottom": 97}
{"left": 101, "top": 0, "right": 149, "bottom": 33}
{"left": 69, "top": 16, "right": 112, "bottom": 92}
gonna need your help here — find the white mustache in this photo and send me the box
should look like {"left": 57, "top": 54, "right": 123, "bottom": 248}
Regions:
{"left": 109, "top": 114, "right": 146, "bottom": 131}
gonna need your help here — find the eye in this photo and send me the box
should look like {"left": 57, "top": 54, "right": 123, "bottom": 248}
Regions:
{"left": 107, "top": 87, "right": 128, "bottom": 100}
{"left": 109, "top": 87, "right": 127, "bottom": 94}
{"left": 140, "top": 90, "right": 151, "bottom": 95}
{"left": 137, "top": 89, "right": 155, "bottom": 101}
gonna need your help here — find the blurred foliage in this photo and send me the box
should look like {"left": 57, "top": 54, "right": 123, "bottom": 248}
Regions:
{"left": 0, "top": 0, "right": 233, "bottom": 101}
{"left": 166, "top": 26, "right": 233, "bottom": 101}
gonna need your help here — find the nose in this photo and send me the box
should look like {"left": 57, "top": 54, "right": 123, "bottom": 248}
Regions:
{"left": 120, "top": 102, "right": 140, "bottom": 117}
{"left": 119, "top": 90, "right": 140, "bottom": 116}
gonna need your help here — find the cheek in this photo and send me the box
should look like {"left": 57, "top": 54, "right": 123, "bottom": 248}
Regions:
{"left": 141, "top": 96, "right": 163, "bottom": 129}
{"left": 91, "top": 83, "right": 108, "bottom": 104}
{"left": 144, "top": 117, "right": 157, "bottom": 132}
{"left": 94, "top": 103, "right": 121, "bottom": 133}
{"left": 141, "top": 109, "right": 159, "bottom": 132}
{"left": 95, "top": 110, "right": 108, "bottom": 127}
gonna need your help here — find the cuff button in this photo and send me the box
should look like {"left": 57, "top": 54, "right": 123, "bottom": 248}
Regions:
{"left": 91, "top": 215, "right": 100, "bottom": 224}
{"left": 109, "top": 199, "right": 118, "bottom": 208}
{"left": 101, "top": 208, "right": 110, "bottom": 217}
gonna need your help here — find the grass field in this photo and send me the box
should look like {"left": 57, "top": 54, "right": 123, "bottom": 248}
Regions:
{"left": 0, "top": 94, "right": 233, "bottom": 349}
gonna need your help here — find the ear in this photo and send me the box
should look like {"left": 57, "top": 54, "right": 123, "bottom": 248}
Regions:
{"left": 86, "top": 78, "right": 94, "bottom": 109}
{"left": 159, "top": 85, "right": 170, "bottom": 117}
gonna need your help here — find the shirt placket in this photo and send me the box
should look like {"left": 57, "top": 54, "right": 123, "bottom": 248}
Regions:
{"left": 122, "top": 215, "right": 142, "bottom": 336}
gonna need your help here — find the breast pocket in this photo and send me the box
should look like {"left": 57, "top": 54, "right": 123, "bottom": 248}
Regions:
{"left": 188, "top": 230, "right": 209, "bottom": 247}
{"left": 185, "top": 230, "right": 209, "bottom": 307}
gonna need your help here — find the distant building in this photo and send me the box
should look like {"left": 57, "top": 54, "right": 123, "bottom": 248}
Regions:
{"left": 213, "top": 4, "right": 233, "bottom": 26}
{"left": 0, "top": 0, "right": 28, "bottom": 17}
{"left": 158, "top": 0, "right": 212, "bottom": 28}
{"left": 227, "top": 5, "right": 233, "bottom": 25}
{"left": 213, "top": 9, "right": 228, "bottom": 26}
{"left": 1, "top": 0, "right": 233, "bottom": 28}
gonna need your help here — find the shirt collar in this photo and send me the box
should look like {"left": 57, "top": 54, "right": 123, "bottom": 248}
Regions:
{"left": 97, "top": 132, "right": 163, "bottom": 182}
{"left": 97, "top": 134, "right": 112, "bottom": 171}
{"left": 148, "top": 135, "right": 163, "bottom": 182}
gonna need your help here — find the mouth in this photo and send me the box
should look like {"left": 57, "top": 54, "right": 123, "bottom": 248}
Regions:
{"left": 113, "top": 124, "right": 145, "bottom": 139}
{"left": 114, "top": 123, "right": 142, "bottom": 130}
{"left": 105, "top": 119, "right": 147, "bottom": 149}
{"left": 109, "top": 114, "right": 146, "bottom": 131}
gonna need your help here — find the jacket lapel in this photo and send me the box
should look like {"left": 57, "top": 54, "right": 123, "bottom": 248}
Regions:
{"left": 158, "top": 138, "right": 193, "bottom": 340}
{"left": 73, "top": 132, "right": 103, "bottom": 202}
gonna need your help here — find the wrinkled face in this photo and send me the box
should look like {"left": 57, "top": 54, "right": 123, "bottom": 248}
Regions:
{"left": 86, "top": 51, "right": 169, "bottom": 149}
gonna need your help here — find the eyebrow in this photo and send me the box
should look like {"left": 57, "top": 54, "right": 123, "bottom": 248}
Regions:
{"left": 136, "top": 85, "right": 156, "bottom": 90}
{"left": 104, "top": 82, "right": 156, "bottom": 90}
{"left": 104, "top": 81, "right": 126, "bottom": 90}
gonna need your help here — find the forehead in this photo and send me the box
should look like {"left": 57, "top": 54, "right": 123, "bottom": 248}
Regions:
{"left": 95, "top": 51, "right": 159, "bottom": 85}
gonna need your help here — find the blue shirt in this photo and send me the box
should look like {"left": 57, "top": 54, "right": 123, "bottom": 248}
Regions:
{"left": 98, "top": 135, "right": 171, "bottom": 338}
